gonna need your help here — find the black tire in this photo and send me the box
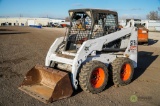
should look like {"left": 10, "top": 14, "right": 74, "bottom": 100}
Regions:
{"left": 79, "top": 61, "right": 108, "bottom": 94}
{"left": 112, "top": 57, "right": 134, "bottom": 86}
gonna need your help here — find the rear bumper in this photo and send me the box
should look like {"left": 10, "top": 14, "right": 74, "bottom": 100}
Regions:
{"left": 138, "top": 38, "right": 148, "bottom": 43}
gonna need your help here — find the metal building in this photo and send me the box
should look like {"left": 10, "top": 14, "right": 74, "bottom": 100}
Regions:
{"left": 0, "top": 17, "right": 65, "bottom": 27}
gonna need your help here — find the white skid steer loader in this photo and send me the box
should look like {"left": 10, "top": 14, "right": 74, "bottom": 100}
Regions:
{"left": 19, "top": 9, "right": 138, "bottom": 103}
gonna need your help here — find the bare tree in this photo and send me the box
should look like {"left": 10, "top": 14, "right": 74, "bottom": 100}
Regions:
{"left": 65, "top": 17, "right": 70, "bottom": 22}
{"left": 146, "top": 11, "right": 159, "bottom": 20}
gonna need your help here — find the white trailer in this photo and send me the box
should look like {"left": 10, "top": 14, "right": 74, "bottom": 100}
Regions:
{"left": 27, "top": 19, "right": 35, "bottom": 26}
{"left": 119, "top": 19, "right": 160, "bottom": 32}
{"left": 141, "top": 20, "right": 160, "bottom": 31}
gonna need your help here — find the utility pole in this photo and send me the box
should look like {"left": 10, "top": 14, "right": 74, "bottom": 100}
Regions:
{"left": 158, "top": 7, "right": 160, "bottom": 19}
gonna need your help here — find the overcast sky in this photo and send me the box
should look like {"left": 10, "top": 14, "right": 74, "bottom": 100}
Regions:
{"left": 0, "top": 0, "right": 159, "bottom": 19}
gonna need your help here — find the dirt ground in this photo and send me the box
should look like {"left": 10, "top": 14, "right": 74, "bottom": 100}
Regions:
{"left": 0, "top": 26, "right": 160, "bottom": 106}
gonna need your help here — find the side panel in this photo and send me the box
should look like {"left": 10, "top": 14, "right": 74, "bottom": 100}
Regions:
{"left": 124, "top": 28, "right": 138, "bottom": 68}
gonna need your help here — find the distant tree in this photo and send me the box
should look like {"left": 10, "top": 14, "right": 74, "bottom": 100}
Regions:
{"left": 146, "top": 11, "right": 159, "bottom": 20}
{"left": 65, "top": 17, "right": 70, "bottom": 22}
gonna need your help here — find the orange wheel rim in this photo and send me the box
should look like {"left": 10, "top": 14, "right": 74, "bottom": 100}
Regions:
{"left": 120, "top": 63, "right": 131, "bottom": 81}
{"left": 90, "top": 68, "right": 105, "bottom": 88}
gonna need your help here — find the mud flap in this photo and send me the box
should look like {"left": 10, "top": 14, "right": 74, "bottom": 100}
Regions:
{"left": 19, "top": 64, "right": 73, "bottom": 103}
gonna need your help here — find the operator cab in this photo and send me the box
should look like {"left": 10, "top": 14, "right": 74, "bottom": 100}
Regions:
{"left": 64, "top": 9, "right": 119, "bottom": 52}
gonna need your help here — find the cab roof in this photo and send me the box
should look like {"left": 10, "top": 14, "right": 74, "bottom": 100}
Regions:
{"left": 69, "top": 8, "right": 117, "bottom": 15}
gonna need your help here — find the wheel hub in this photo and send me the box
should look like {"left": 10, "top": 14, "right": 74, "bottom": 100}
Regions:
{"left": 120, "top": 63, "right": 131, "bottom": 81}
{"left": 91, "top": 68, "right": 105, "bottom": 88}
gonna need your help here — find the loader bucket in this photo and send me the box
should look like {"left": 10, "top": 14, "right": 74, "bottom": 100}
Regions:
{"left": 18, "top": 64, "right": 73, "bottom": 103}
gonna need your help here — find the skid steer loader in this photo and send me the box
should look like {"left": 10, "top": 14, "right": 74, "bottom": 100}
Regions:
{"left": 19, "top": 9, "right": 138, "bottom": 103}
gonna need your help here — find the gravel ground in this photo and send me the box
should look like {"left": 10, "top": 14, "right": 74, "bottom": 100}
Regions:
{"left": 0, "top": 26, "right": 160, "bottom": 106}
